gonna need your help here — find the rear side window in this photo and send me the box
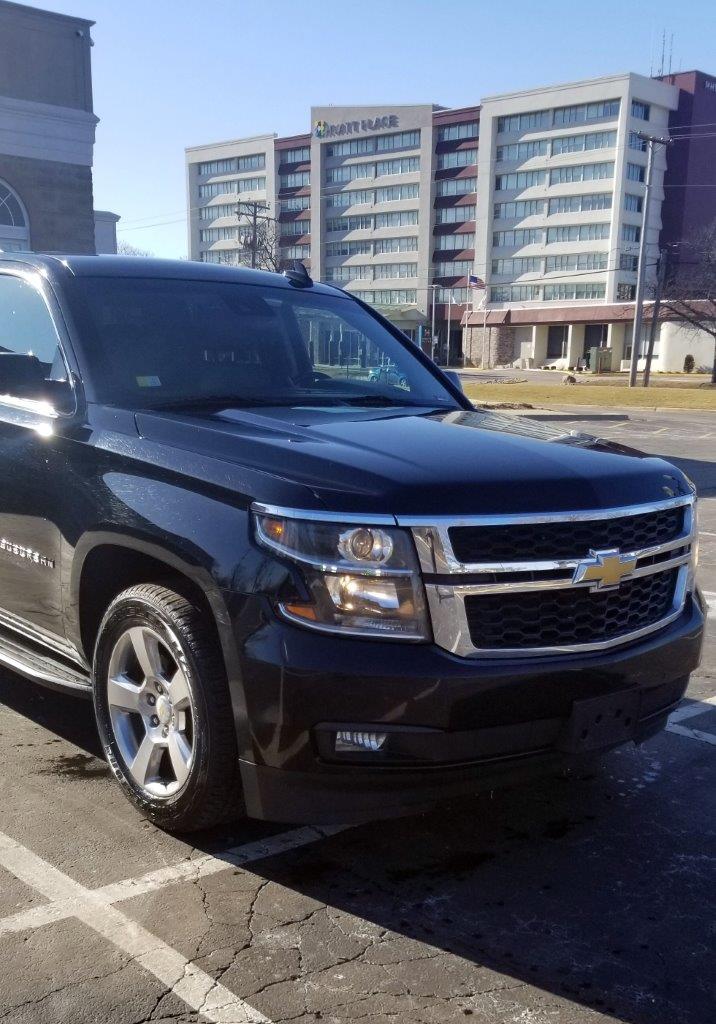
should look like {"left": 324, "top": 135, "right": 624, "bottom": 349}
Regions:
{"left": 0, "top": 274, "right": 66, "bottom": 402}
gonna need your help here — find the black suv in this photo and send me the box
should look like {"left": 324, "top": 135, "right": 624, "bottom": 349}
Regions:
{"left": 0, "top": 255, "right": 704, "bottom": 831}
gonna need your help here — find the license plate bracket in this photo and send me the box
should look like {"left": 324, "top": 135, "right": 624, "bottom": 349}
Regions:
{"left": 557, "top": 690, "right": 642, "bottom": 753}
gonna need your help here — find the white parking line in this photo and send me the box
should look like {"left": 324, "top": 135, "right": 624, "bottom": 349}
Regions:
{"left": 666, "top": 695, "right": 716, "bottom": 747}
{"left": 0, "top": 824, "right": 345, "bottom": 939}
{"left": 0, "top": 829, "right": 272, "bottom": 1023}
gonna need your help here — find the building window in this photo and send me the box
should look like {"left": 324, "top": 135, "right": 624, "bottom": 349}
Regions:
{"left": 436, "top": 177, "right": 477, "bottom": 196}
{"left": 353, "top": 289, "right": 417, "bottom": 304}
{"left": 199, "top": 227, "right": 239, "bottom": 242}
{"left": 551, "top": 130, "right": 617, "bottom": 155}
{"left": 546, "top": 223, "right": 610, "bottom": 243}
{"left": 324, "top": 264, "right": 371, "bottom": 282}
{"left": 436, "top": 287, "right": 470, "bottom": 302}
{"left": 617, "top": 283, "right": 637, "bottom": 300}
{"left": 435, "top": 232, "right": 474, "bottom": 250}
{"left": 279, "top": 197, "right": 310, "bottom": 215}
{"left": 619, "top": 253, "right": 639, "bottom": 271}
{"left": 375, "top": 210, "right": 418, "bottom": 228}
{"left": 494, "top": 200, "right": 544, "bottom": 219}
{"left": 622, "top": 224, "right": 641, "bottom": 242}
{"left": 199, "top": 203, "right": 236, "bottom": 221}
{"left": 626, "top": 162, "right": 646, "bottom": 183}
{"left": 436, "top": 204, "right": 476, "bottom": 223}
{"left": 375, "top": 130, "right": 421, "bottom": 152}
{"left": 629, "top": 132, "right": 648, "bottom": 152}
{"left": 375, "top": 157, "right": 420, "bottom": 176}
{"left": 326, "top": 215, "right": 374, "bottom": 232}
{"left": 437, "top": 149, "right": 478, "bottom": 169}
{"left": 238, "top": 154, "right": 265, "bottom": 172}
{"left": 549, "top": 162, "right": 614, "bottom": 185}
{"left": 490, "top": 285, "right": 541, "bottom": 301}
{"left": 375, "top": 184, "right": 419, "bottom": 203}
{"left": 493, "top": 228, "right": 544, "bottom": 246}
{"left": 280, "top": 171, "right": 310, "bottom": 189}
{"left": 281, "top": 219, "right": 310, "bottom": 236}
{"left": 543, "top": 282, "right": 606, "bottom": 300}
{"left": 374, "top": 262, "right": 418, "bottom": 279}
{"left": 435, "top": 260, "right": 473, "bottom": 277}
{"left": 325, "top": 164, "right": 369, "bottom": 184}
{"left": 326, "top": 189, "right": 374, "bottom": 208}
{"left": 495, "top": 170, "right": 545, "bottom": 190}
{"left": 281, "top": 146, "right": 310, "bottom": 163}
{"left": 545, "top": 252, "right": 608, "bottom": 271}
{"left": 437, "top": 122, "right": 478, "bottom": 141}
{"left": 496, "top": 140, "right": 549, "bottom": 161}
{"left": 631, "top": 100, "right": 650, "bottom": 121}
{"left": 497, "top": 111, "right": 550, "bottom": 133}
{"left": 200, "top": 177, "right": 266, "bottom": 196}
{"left": 552, "top": 100, "right": 620, "bottom": 126}
{"left": 374, "top": 236, "right": 418, "bottom": 253}
{"left": 492, "top": 257, "right": 542, "bottom": 275}
{"left": 624, "top": 193, "right": 643, "bottom": 213}
{"left": 282, "top": 244, "right": 310, "bottom": 259}
{"left": 325, "top": 240, "right": 373, "bottom": 257}
{"left": 548, "top": 193, "right": 612, "bottom": 214}
{"left": 198, "top": 158, "right": 236, "bottom": 176}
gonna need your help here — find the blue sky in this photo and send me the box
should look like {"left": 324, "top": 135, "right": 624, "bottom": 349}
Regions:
{"left": 25, "top": 0, "right": 716, "bottom": 258}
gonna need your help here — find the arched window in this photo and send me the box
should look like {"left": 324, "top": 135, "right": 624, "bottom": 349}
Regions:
{"left": 0, "top": 180, "right": 30, "bottom": 253}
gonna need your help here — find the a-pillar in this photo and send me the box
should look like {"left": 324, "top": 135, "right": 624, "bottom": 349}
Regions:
{"left": 566, "top": 323, "right": 585, "bottom": 369}
{"left": 531, "top": 324, "right": 549, "bottom": 367}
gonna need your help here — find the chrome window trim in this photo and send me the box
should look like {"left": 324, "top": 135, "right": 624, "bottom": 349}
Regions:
{"left": 426, "top": 565, "right": 690, "bottom": 659}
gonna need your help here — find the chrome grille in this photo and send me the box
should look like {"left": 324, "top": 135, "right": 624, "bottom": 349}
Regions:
{"left": 450, "top": 506, "right": 684, "bottom": 563}
{"left": 464, "top": 569, "right": 678, "bottom": 651}
{"left": 399, "top": 495, "right": 696, "bottom": 658}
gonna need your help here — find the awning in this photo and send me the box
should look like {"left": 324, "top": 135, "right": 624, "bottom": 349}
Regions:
{"left": 378, "top": 305, "right": 428, "bottom": 324}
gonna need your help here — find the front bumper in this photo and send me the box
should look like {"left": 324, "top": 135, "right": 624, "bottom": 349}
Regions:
{"left": 228, "top": 591, "right": 705, "bottom": 824}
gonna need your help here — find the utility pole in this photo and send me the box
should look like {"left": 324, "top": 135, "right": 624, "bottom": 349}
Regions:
{"left": 628, "top": 132, "right": 671, "bottom": 387}
{"left": 642, "top": 249, "right": 668, "bottom": 387}
{"left": 236, "top": 199, "right": 271, "bottom": 270}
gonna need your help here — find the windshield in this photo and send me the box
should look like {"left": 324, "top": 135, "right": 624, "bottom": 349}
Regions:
{"left": 65, "top": 277, "right": 458, "bottom": 412}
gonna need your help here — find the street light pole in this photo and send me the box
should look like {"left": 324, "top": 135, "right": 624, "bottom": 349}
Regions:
{"left": 628, "top": 133, "right": 671, "bottom": 387}
{"left": 430, "top": 284, "right": 437, "bottom": 363}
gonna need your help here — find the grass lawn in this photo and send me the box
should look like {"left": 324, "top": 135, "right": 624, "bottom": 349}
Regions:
{"left": 463, "top": 382, "right": 716, "bottom": 411}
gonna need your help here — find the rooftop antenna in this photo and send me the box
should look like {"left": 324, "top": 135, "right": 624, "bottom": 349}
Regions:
{"left": 659, "top": 29, "right": 666, "bottom": 76}
{"left": 668, "top": 32, "right": 673, "bottom": 75}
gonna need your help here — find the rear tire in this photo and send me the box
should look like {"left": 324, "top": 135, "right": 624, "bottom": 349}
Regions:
{"left": 93, "top": 583, "right": 242, "bottom": 832}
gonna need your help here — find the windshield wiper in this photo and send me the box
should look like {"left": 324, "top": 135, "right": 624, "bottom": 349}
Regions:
{"left": 147, "top": 394, "right": 309, "bottom": 411}
{"left": 338, "top": 394, "right": 455, "bottom": 409}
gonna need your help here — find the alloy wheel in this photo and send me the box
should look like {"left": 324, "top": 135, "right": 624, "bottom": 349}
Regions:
{"left": 106, "top": 625, "right": 195, "bottom": 797}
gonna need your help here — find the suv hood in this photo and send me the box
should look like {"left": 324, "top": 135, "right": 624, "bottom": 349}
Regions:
{"left": 135, "top": 406, "right": 691, "bottom": 517}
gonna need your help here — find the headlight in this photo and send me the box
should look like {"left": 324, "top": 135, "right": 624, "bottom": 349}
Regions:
{"left": 253, "top": 511, "right": 430, "bottom": 640}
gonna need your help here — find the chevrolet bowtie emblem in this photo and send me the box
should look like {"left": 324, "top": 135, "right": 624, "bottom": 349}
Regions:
{"left": 572, "top": 549, "right": 638, "bottom": 590}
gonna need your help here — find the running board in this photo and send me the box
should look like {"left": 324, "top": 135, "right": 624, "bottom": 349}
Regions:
{"left": 0, "top": 630, "right": 91, "bottom": 694}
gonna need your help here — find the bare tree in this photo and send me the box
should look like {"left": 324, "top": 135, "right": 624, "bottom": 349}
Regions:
{"left": 117, "top": 240, "right": 155, "bottom": 258}
{"left": 239, "top": 215, "right": 283, "bottom": 273}
{"left": 662, "top": 220, "right": 716, "bottom": 383}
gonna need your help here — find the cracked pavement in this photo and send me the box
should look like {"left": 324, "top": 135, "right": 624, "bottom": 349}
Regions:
{"left": 0, "top": 410, "right": 714, "bottom": 1024}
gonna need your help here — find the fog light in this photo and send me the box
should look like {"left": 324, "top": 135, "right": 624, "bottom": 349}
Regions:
{"left": 335, "top": 730, "right": 388, "bottom": 753}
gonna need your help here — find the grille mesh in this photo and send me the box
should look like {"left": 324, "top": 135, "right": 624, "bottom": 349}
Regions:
{"left": 450, "top": 506, "right": 684, "bottom": 563}
{"left": 464, "top": 569, "right": 678, "bottom": 650}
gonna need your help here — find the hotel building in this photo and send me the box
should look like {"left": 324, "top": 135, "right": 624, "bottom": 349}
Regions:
{"left": 186, "top": 70, "right": 716, "bottom": 373}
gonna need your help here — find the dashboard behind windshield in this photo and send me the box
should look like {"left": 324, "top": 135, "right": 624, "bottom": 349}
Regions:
{"left": 65, "top": 277, "right": 457, "bottom": 411}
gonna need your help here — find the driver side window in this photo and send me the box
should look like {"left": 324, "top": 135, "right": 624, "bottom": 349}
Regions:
{"left": 0, "top": 273, "right": 66, "bottom": 404}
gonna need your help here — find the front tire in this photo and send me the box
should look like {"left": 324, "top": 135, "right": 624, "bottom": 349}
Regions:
{"left": 93, "top": 583, "right": 242, "bottom": 832}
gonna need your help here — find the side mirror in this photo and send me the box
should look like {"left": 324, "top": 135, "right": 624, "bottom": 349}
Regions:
{"left": 442, "top": 369, "right": 464, "bottom": 393}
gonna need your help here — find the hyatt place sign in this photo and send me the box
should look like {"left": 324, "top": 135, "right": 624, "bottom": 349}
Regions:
{"left": 314, "top": 114, "right": 399, "bottom": 139}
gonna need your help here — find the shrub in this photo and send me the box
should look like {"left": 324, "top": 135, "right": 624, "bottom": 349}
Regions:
{"left": 684, "top": 354, "right": 695, "bottom": 373}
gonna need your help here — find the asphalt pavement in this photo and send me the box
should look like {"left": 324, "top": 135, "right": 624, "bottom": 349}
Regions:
{"left": 0, "top": 409, "right": 714, "bottom": 1024}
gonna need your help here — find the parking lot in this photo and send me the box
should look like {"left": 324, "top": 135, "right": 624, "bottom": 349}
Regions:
{"left": 0, "top": 409, "right": 714, "bottom": 1024}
